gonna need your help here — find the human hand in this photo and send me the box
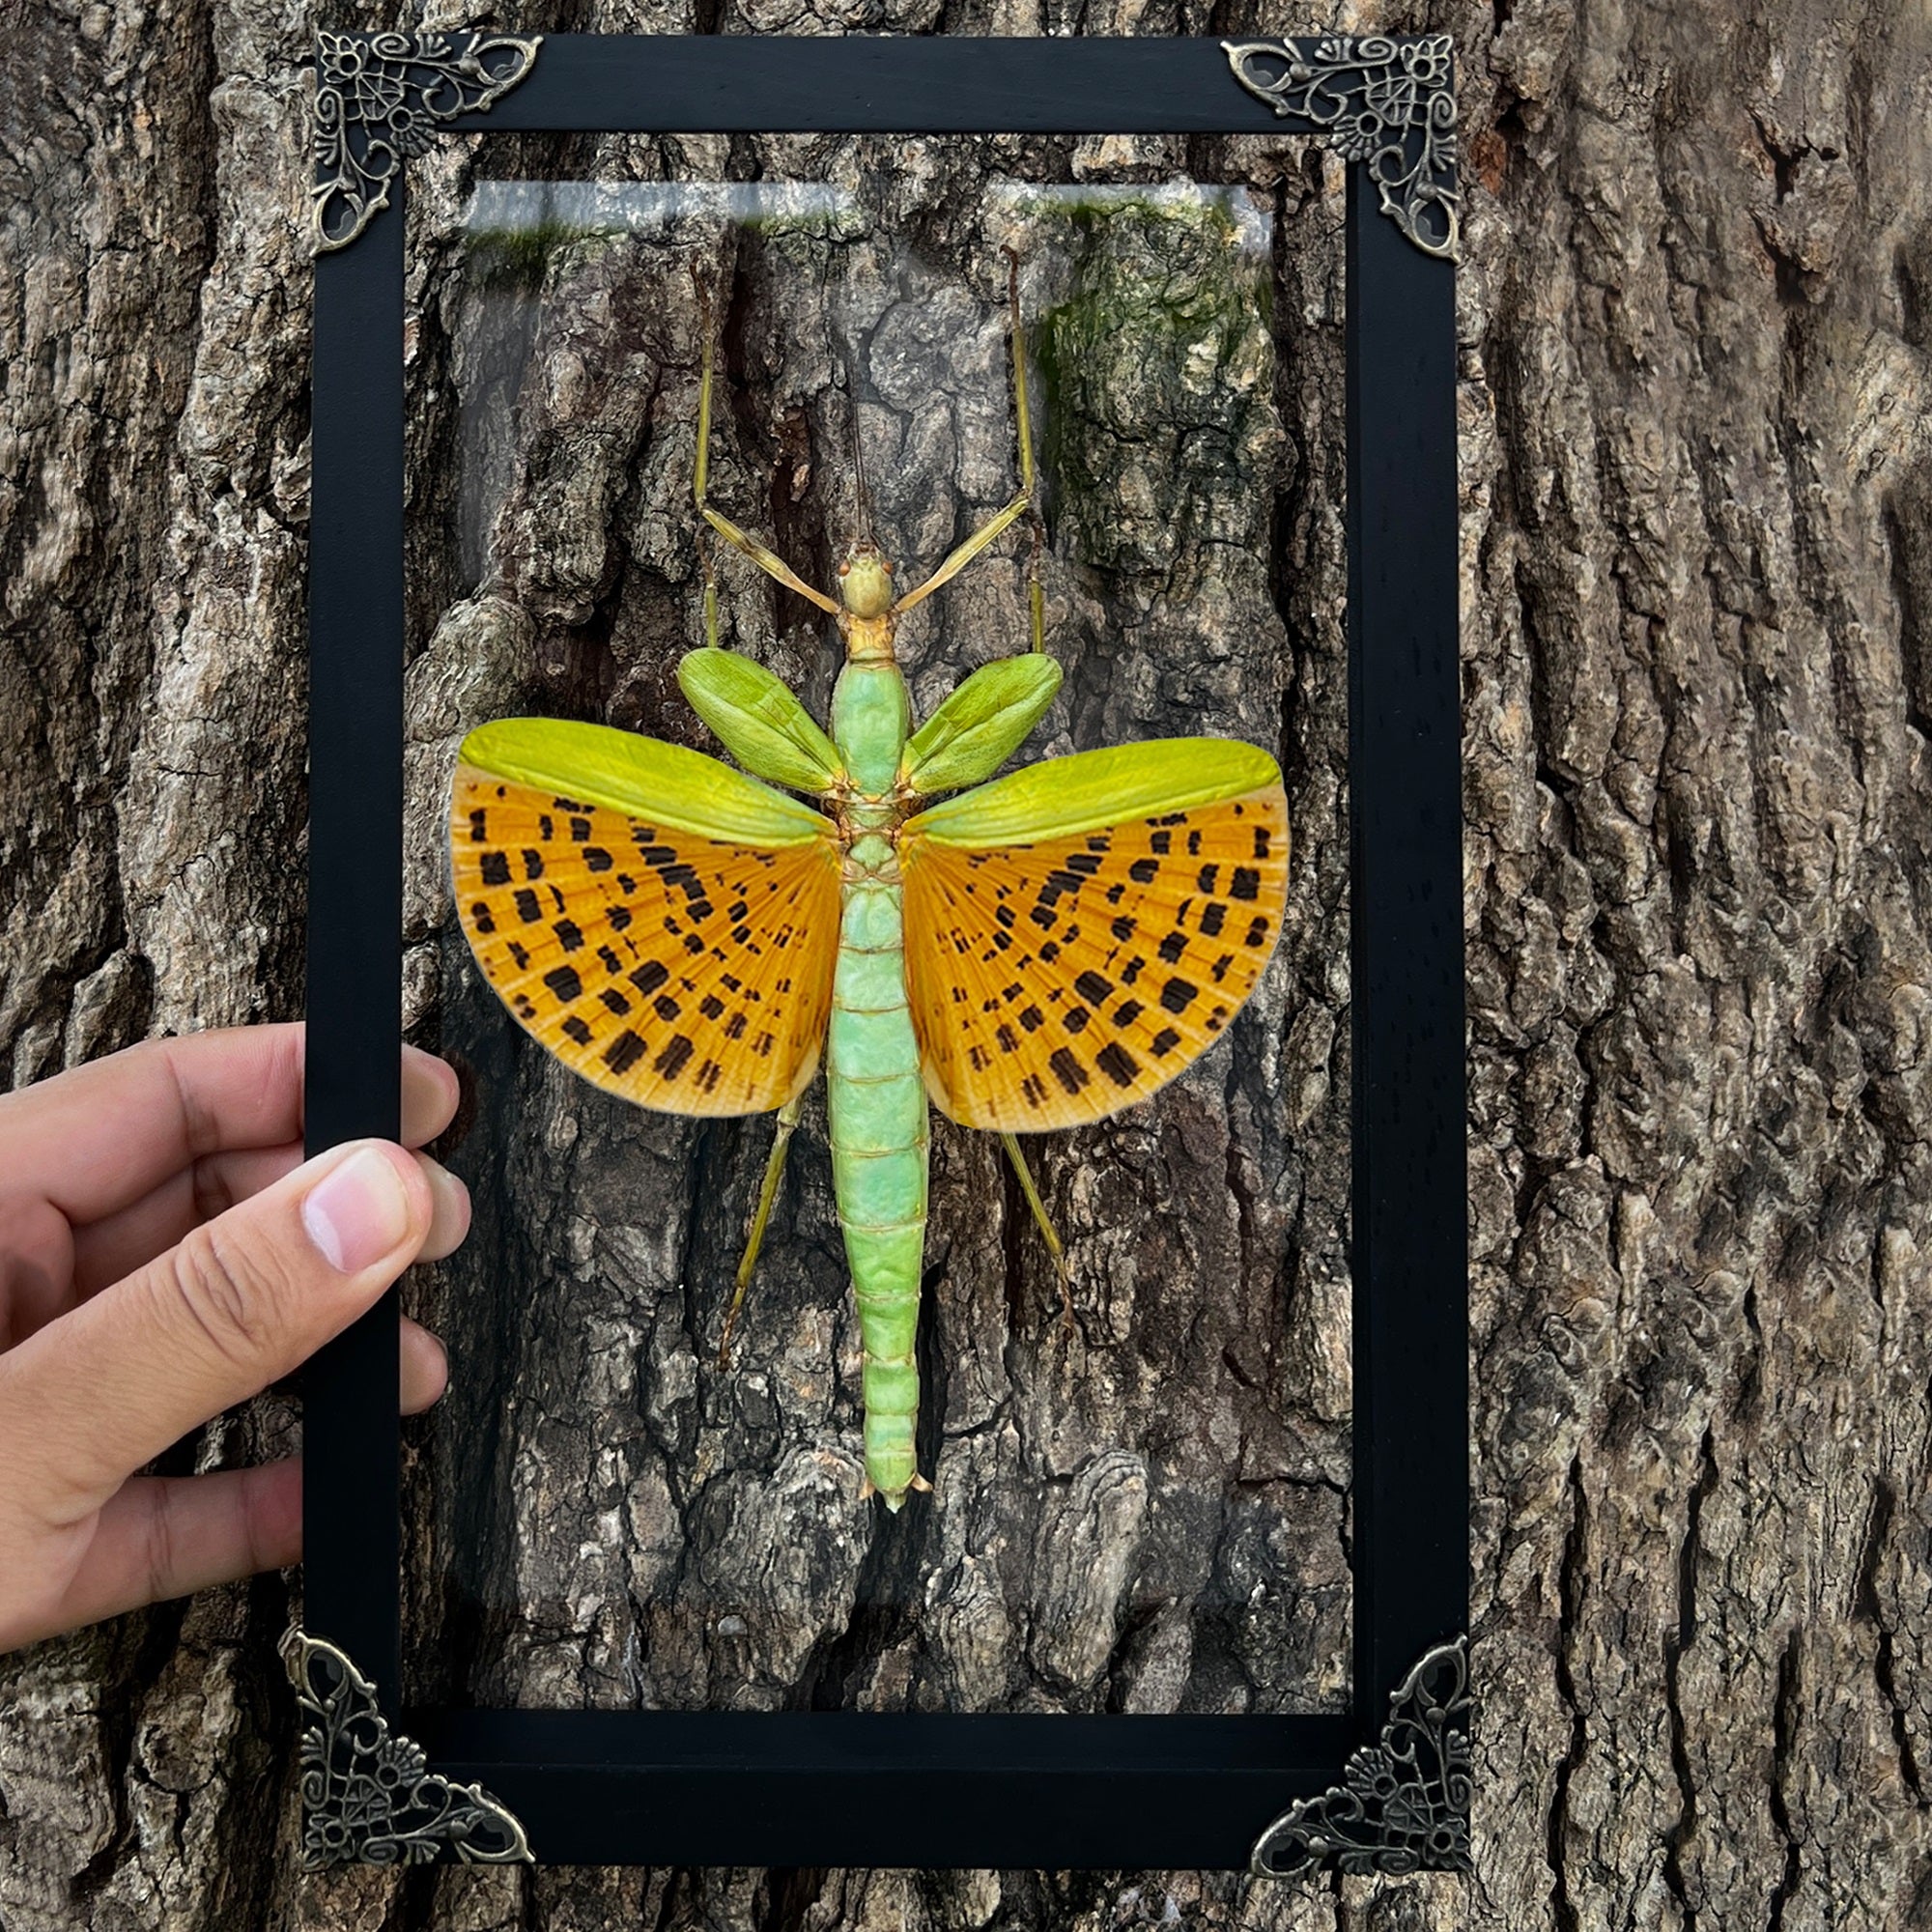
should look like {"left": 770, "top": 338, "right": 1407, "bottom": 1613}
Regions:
{"left": 0, "top": 1023, "right": 469, "bottom": 1653}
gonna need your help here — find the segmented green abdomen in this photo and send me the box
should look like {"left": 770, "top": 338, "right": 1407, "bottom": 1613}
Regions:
{"left": 825, "top": 864, "right": 928, "bottom": 1507}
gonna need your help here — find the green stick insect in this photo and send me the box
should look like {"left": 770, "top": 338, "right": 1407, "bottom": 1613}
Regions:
{"left": 450, "top": 261, "right": 1290, "bottom": 1508}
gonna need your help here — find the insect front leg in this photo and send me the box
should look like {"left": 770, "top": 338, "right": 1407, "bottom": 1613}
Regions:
{"left": 698, "top": 525, "right": 720, "bottom": 651}
{"left": 1004, "top": 247, "right": 1048, "bottom": 657}
{"left": 890, "top": 248, "right": 1049, "bottom": 647}
{"left": 693, "top": 270, "right": 840, "bottom": 618}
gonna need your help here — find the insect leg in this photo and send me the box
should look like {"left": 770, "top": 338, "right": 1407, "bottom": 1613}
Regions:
{"left": 718, "top": 1090, "right": 807, "bottom": 1368}
{"left": 890, "top": 490, "right": 1031, "bottom": 617}
{"left": 693, "top": 269, "right": 840, "bottom": 617}
{"left": 891, "top": 253, "right": 1049, "bottom": 632}
{"left": 699, "top": 526, "right": 720, "bottom": 651}
{"left": 998, "top": 1130, "right": 1072, "bottom": 1333}
{"left": 1003, "top": 247, "right": 1048, "bottom": 656}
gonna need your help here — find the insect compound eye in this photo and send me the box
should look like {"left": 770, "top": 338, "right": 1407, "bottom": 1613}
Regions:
{"left": 838, "top": 561, "right": 850, "bottom": 576}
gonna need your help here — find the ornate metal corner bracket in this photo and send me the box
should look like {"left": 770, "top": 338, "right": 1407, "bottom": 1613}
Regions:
{"left": 283, "top": 1629, "right": 532, "bottom": 1868}
{"left": 1223, "top": 37, "right": 1461, "bottom": 262}
{"left": 1252, "top": 1634, "right": 1472, "bottom": 1876}
{"left": 313, "top": 30, "right": 542, "bottom": 253}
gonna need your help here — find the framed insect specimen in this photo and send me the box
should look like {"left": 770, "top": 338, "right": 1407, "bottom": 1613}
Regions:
{"left": 302, "top": 32, "right": 1468, "bottom": 1877}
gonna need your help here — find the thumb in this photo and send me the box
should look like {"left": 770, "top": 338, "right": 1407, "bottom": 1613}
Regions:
{"left": 0, "top": 1140, "right": 434, "bottom": 1518}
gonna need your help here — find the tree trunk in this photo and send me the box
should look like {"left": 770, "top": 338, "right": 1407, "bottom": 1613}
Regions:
{"left": 2, "top": 2, "right": 1929, "bottom": 1929}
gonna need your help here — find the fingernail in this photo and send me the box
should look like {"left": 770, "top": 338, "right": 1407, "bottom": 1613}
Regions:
{"left": 420, "top": 1154, "right": 469, "bottom": 1214}
{"left": 412, "top": 1328, "right": 450, "bottom": 1408}
{"left": 303, "top": 1146, "right": 413, "bottom": 1273}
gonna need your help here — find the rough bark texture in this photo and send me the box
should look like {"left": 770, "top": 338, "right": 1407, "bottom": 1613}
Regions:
{"left": 2, "top": 3, "right": 1930, "bottom": 1930}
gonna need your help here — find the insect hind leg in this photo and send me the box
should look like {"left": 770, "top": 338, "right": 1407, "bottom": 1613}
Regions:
{"left": 999, "top": 1130, "right": 1072, "bottom": 1333}
{"left": 718, "top": 1091, "right": 806, "bottom": 1368}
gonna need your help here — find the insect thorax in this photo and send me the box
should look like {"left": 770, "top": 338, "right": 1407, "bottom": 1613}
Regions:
{"left": 831, "top": 658, "right": 910, "bottom": 803}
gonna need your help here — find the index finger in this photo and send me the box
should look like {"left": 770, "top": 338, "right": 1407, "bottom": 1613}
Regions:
{"left": 0, "top": 1025, "right": 459, "bottom": 1228}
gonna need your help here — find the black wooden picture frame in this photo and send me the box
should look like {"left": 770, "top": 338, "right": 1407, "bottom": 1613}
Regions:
{"left": 299, "top": 30, "right": 1468, "bottom": 1878}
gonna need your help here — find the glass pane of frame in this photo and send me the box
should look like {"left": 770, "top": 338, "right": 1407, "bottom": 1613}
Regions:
{"left": 400, "top": 158, "right": 1352, "bottom": 1723}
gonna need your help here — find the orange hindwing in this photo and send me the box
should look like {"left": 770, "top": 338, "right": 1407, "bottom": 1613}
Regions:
{"left": 451, "top": 764, "right": 841, "bottom": 1117}
{"left": 900, "top": 785, "right": 1289, "bottom": 1130}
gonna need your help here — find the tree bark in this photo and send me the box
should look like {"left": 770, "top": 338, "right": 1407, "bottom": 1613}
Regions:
{"left": 2, "top": 3, "right": 1930, "bottom": 1930}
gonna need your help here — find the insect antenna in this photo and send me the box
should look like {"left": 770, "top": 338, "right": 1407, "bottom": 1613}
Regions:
{"left": 851, "top": 397, "right": 875, "bottom": 546}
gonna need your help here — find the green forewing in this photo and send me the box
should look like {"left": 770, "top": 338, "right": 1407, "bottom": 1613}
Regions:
{"left": 676, "top": 647, "right": 846, "bottom": 794}
{"left": 899, "top": 653, "right": 1063, "bottom": 796}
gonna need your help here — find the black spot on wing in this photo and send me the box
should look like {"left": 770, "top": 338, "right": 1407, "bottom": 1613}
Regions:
{"left": 1048, "top": 1047, "right": 1088, "bottom": 1094}
{"left": 604, "top": 1031, "right": 647, "bottom": 1075}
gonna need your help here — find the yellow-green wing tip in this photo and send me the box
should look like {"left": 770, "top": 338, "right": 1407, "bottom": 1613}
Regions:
{"left": 455, "top": 716, "right": 833, "bottom": 847}
{"left": 459, "top": 717, "right": 584, "bottom": 778}
{"left": 1187, "top": 736, "right": 1280, "bottom": 788}
{"left": 906, "top": 734, "right": 1284, "bottom": 847}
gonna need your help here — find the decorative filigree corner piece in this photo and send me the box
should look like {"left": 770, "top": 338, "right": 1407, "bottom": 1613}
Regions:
{"left": 314, "top": 31, "right": 542, "bottom": 254}
{"left": 283, "top": 1629, "right": 531, "bottom": 1868}
{"left": 1223, "top": 36, "right": 1461, "bottom": 262}
{"left": 1252, "top": 1634, "right": 1472, "bottom": 1877}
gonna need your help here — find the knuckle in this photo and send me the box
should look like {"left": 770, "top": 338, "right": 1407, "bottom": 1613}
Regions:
{"left": 156, "top": 1220, "right": 296, "bottom": 1370}
{"left": 188, "top": 1153, "right": 234, "bottom": 1225}
{"left": 138, "top": 1483, "right": 180, "bottom": 1598}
